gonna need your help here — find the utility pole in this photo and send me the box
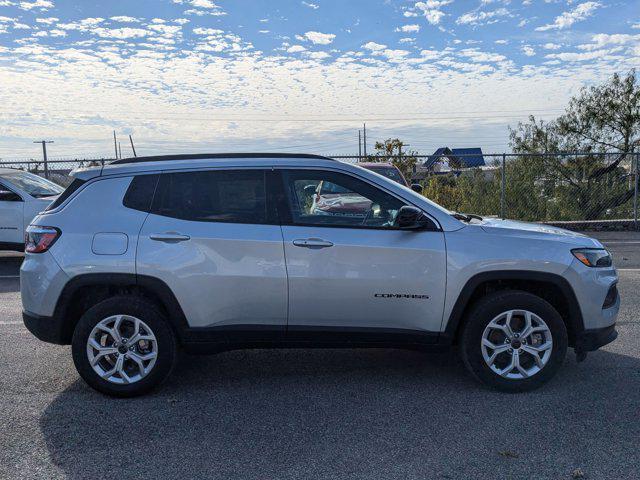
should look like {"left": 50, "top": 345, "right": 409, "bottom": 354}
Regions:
{"left": 118, "top": 142, "right": 122, "bottom": 160}
{"left": 113, "top": 131, "right": 118, "bottom": 159}
{"left": 358, "top": 130, "right": 362, "bottom": 160}
{"left": 363, "top": 123, "right": 367, "bottom": 158}
{"left": 33, "top": 140, "right": 53, "bottom": 179}
{"left": 129, "top": 135, "right": 137, "bottom": 157}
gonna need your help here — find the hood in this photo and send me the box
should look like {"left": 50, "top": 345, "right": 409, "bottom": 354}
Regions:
{"left": 478, "top": 217, "right": 603, "bottom": 247}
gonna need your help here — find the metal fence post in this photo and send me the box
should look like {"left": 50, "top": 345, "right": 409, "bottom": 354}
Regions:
{"left": 500, "top": 153, "right": 506, "bottom": 219}
{"left": 634, "top": 152, "right": 639, "bottom": 230}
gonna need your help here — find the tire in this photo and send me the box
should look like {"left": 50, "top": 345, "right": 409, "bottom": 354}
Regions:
{"left": 72, "top": 295, "right": 177, "bottom": 397}
{"left": 460, "top": 290, "right": 568, "bottom": 392}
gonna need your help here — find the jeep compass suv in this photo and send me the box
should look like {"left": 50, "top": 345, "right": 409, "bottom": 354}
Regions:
{"left": 21, "top": 153, "right": 619, "bottom": 397}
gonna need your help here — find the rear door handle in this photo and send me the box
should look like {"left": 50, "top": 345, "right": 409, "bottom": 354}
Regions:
{"left": 149, "top": 232, "right": 191, "bottom": 243}
{"left": 292, "top": 238, "right": 334, "bottom": 248}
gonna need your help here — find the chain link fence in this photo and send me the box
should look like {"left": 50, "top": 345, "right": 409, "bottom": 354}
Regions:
{"left": 0, "top": 156, "right": 112, "bottom": 187}
{"left": 1, "top": 152, "right": 638, "bottom": 228}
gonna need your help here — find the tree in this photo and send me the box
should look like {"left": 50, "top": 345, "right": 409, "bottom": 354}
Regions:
{"left": 368, "top": 138, "right": 418, "bottom": 181}
{"left": 509, "top": 70, "right": 639, "bottom": 220}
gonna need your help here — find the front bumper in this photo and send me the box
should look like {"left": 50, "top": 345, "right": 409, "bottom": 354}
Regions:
{"left": 23, "top": 310, "right": 68, "bottom": 345}
{"left": 575, "top": 324, "right": 618, "bottom": 353}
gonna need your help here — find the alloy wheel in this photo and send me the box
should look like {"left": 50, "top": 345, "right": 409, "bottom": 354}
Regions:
{"left": 86, "top": 315, "right": 158, "bottom": 384}
{"left": 480, "top": 309, "right": 553, "bottom": 380}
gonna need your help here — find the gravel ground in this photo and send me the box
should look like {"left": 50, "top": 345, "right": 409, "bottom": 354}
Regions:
{"left": 0, "top": 240, "right": 638, "bottom": 480}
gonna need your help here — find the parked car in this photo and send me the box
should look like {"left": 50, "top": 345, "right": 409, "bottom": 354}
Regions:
{"left": 0, "top": 168, "right": 62, "bottom": 251}
{"left": 21, "top": 153, "right": 619, "bottom": 397}
{"left": 357, "top": 162, "right": 423, "bottom": 193}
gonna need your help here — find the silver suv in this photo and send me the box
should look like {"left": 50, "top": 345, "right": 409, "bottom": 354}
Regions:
{"left": 21, "top": 154, "right": 619, "bottom": 397}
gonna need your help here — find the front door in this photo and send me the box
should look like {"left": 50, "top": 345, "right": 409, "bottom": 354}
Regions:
{"left": 277, "top": 169, "right": 447, "bottom": 343}
{"left": 136, "top": 168, "right": 287, "bottom": 341}
{"left": 0, "top": 182, "right": 23, "bottom": 245}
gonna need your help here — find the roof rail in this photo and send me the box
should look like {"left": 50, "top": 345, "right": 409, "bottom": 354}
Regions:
{"left": 110, "top": 152, "right": 335, "bottom": 165}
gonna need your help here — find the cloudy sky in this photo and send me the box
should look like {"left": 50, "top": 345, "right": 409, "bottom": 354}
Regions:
{"left": 0, "top": 0, "right": 639, "bottom": 159}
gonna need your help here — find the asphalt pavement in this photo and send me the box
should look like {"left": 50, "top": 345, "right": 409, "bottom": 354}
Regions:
{"left": 1, "top": 233, "right": 639, "bottom": 480}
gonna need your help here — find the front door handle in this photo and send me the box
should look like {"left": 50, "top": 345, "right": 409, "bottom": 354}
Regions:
{"left": 292, "top": 238, "right": 334, "bottom": 248}
{"left": 149, "top": 232, "right": 191, "bottom": 243}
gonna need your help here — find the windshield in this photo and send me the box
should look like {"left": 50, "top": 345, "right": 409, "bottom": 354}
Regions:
{"left": 368, "top": 167, "right": 406, "bottom": 185}
{"left": 4, "top": 171, "right": 64, "bottom": 197}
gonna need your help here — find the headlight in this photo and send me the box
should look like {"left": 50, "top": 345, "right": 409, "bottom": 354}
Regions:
{"left": 571, "top": 248, "right": 612, "bottom": 268}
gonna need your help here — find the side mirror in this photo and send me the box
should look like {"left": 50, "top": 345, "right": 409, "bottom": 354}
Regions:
{"left": 303, "top": 184, "right": 317, "bottom": 196}
{"left": 0, "top": 189, "right": 21, "bottom": 202}
{"left": 410, "top": 183, "right": 423, "bottom": 194}
{"left": 395, "top": 206, "right": 434, "bottom": 230}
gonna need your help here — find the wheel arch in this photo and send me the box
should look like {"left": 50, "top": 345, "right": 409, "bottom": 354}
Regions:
{"left": 443, "top": 270, "right": 584, "bottom": 347}
{"left": 52, "top": 273, "right": 189, "bottom": 345}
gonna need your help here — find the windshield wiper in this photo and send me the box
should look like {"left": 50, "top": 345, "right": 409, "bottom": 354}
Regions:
{"left": 451, "top": 212, "right": 484, "bottom": 222}
{"left": 451, "top": 212, "right": 472, "bottom": 222}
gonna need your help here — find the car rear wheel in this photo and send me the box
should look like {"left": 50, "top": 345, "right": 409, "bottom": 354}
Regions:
{"left": 460, "top": 291, "right": 568, "bottom": 392}
{"left": 72, "top": 296, "right": 176, "bottom": 397}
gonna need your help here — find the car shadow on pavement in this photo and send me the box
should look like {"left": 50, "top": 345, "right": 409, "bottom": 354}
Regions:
{"left": 38, "top": 347, "right": 639, "bottom": 480}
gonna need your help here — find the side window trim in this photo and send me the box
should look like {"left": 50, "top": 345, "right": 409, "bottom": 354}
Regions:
{"left": 275, "top": 168, "right": 440, "bottom": 231}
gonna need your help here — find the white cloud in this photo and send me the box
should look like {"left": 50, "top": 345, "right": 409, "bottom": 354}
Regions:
{"left": 543, "top": 43, "right": 561, "bottom": 50}
{"left": 307, "top": 51, "right": 330, "bottom": 60}
{"left": 93, "top": 27, "right": 150, "bottom": 39}
{"left": 36, "top": 17, "right": 59, "bottom": 25}
{"left": 396, "top": 24, "right": 420, "bottom": 33}
{"left": 301, "top": 1, "right": 319, "bottom": 9}
{"left": 193, "top": 27, "right": 224, "bottom": 35}
{"left": 18, "top": 0, "right": 53, "bottom": 11}
{"left": 535, "top": 2, "right": 601, "bottom": 31}
{"left": 110, "top": 16, "right": 140, "bottom": 23}
{"left": 546, "top": 49, "right": 618, "bottom": 61}
{"left": 414, "top": 0, "right": 453, "bottom": 25}
{"left": 456, "top": 8, "right": 510, "bottom": 26}
{"left": 301, "top": 31, "right": 335, "bottom": 45}
{"left": 362, "top": 41, "right": 387, "bottom": 52}
{"left": 287, "top": 45, "right": 307, "bottom": 53}
{"left": 522, "top": 45, "right": 536, "bottom": 56}
{"left": 459, "top": 48, "right": 507, "bottom": 62}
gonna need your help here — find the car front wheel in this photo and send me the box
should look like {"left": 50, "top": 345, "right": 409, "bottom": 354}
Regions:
{"left": 460, "top": 290, "right": 568, "bottom": 392}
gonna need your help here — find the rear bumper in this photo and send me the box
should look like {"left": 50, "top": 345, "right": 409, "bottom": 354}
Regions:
{"left": 23, "top": 310, "right": 67, "bottom": 345}
{"left": 576, "top": 324, "right": 618, "bottom": 352}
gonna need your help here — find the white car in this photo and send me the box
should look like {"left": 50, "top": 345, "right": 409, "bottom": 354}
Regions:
{"left": 0, "top": 168, "right": 63, "bottom": 251}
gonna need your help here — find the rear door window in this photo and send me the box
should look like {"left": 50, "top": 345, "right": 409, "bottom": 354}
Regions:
{"left": 152, "top": 169, "right": 271, "bottom": 224}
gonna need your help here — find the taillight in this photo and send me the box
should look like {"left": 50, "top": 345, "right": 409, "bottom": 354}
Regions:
{"left": 25, "top": 226, "right": 61, "bottom": 253}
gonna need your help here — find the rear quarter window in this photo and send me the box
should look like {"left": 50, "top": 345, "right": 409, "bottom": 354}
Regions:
{"left": 122, "top": 174, "right": 160, "bottom": 213}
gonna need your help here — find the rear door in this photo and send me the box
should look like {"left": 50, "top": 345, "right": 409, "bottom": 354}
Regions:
{"left": 277, "top": 168, "right": 447, "bottom": 342}
{"left": 0, "top": 181, "right": 24, "bottom": 245}
{"left": 136, "top": 168, "right": 287, "bottom": 340}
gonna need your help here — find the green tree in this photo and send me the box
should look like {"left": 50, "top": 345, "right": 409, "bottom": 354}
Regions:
{"left": 368, "top": 138, "right": 418, "bottom": 181}
{"left": 509, "top": 70, "right": 639, "bottom": 220}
